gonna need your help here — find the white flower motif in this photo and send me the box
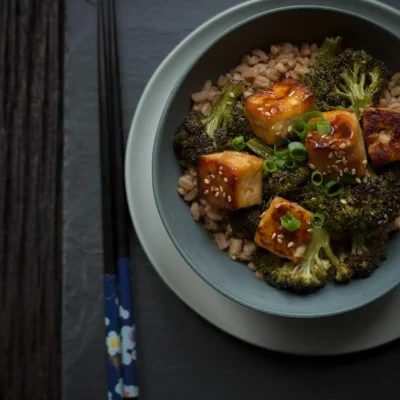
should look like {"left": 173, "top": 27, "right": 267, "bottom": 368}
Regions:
{"left": 121, "top": 325, "right": 135, "bottom": 365}
{"left": 119, "top": 305, "right": 130, "bottom": 320}
{"left": 124, "top": 385, "right": 139, "bottom": 397}
{"left": 108, "top": 391, "right": 113, "bottom": 400}
{"left": 106, "top": 331, "right": 120, "bottom": 356}
{"left": 131, "top": 349, "right": 137, "bottom": 361}
{"left": 115, "top": 378, "right": 124, "bottom": 396}
{"left": 105, "top": 317, "right": 110, "bottom": 326}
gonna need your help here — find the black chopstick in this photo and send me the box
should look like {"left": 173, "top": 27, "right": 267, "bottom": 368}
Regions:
{"left": 98, "top": 0, "right": 139, "bottom": 398}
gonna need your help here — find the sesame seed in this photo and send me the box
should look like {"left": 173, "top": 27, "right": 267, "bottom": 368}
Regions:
{"left": 307, "top": 220, "right": 311, "bottom": 225}
{"left": 322, "top": 172, "right": 326, "bottom": 176}
{"left": 339, "top": 143, "right": 346, "bottom": 149}
{"left": 277, "top": 238, "right": 283, "bottom": 244}
{"left": 229, "top": 92, "right": 235, "bottom": 98}
{"left": 278, "top": 234, "right": 284, "bottom": 239}
{"left": 271, "top": 233, "right": 277, "bottom": 240}
{"left": 356, "top": 178, "right": 362, "bottom": 183}
{"left": 311, "top": 197, "right": 316, "bottom": 201}
{"left": 265, "top": 111, "right": 271, "bottom": 117}
{"left": 211, "top": 187, "right": 214, "bottom": 192}
{"left": 340, "top": 199, "right": 347, "bottom": 204}
{"left": 215, "top": 192, "right": 220, "bottom": 197}
{"left": 275, "top": 204, "right": 281, "bottom": 208}
{"left": 288, "top": 242, "right": 294, "bottom": 248}
{"left": 335, "top": 159, "right": 342, "bottom": 164}
{"left": 309, "top": 163, "right": 316, "bottom": 170}
{"left": 219, "top": 166, "right": 223, "bottom": 171}
{"left": 307, "top": 228, "right": 313, "bottom": 233}
{"left": 226, "top": 101, "right": 233, "bottom": 105}
{"left": 328, "top": 152, "right": 333, "bottom": 158}
{"left": 351, "top": 168, "right": 356, "bottom": 175}
{"left": 228, "top": 195, "right": 232, "bottom": 202}
{"left": 204, "top": 190, "right": 209, "bottom": 194}
{"left": 342, "top": 156, "right": 346, "bottom": 163}
{"left": 204, "top": 178, "right": 210, "bottom": 184}
{"left": 257, "top": 107, "right": 263, "bottom": 112}
{"left": 219, "top": 171, "right": 222, "bottom": 175}
{"left": 307, "top": 133, "right": 312, "bottom": 138}
{"left": 332, "top": 165, "right": 339, "bottom": 171}
{"left": 220, "top": 186, "right": 223, "bottom": 192}
{"left": 223, "top": 192, "right": 226, "bottom": 198}
{"left": 362, "top": 160, "right": 368, "bottom": 165}
{"left": 344, "top": 167, "right": 348, "bottom": 173}
{"left": 211, "top": 174, "right": 215, "bottom": 179}
{"left": 334, "top": 151, "right": 339, "bottom": 157}
{"left": 288, "top": 126, "right": 292, "bottom": 132}
{"left": 224, "top": 178, "right": 228, "bottom": 183}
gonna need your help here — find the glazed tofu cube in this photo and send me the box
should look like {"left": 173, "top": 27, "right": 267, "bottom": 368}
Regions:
{"left": 305, "top": 110, "right": 367, "bottom": 179}
{"left": 254, "top": 197, "right": 313, "bottom": 264}
{"left": 197, "top": 151, "right": 262, "bottom": 211}
{"left": 363, "top": 108, "right": 400, "bottom": 168}
{"left": 244, "top": 79, "right": 315, "bottom": 145}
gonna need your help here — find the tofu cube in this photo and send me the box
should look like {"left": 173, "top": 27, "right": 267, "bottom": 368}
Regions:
{"left": 363, "top": 108, "right": 400, "bottom": 168}
{"left": 244, "top": 79, "right": 315, "bottom": 145}
{"left": 255, "top": 196, "right": 313, "bottom": 264}
{"left": 305, "top": 110, "right": 367, "bottom": 179}
{"left": 197, "top": 151, "right": 262, "bottom": 211}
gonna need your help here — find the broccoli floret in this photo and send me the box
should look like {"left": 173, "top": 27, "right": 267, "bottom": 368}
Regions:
{"left": 263, "top": 167, "right": 311, "bottom": 199}
{"left": 316, "top": 36, "right": 343, "bottom": 63}
{"left": 303, "top": 48, "right": 390, "bottom": 116}
{"left": 255, "top": 227, "right": 349, "bottom": 293}
{"left": 344, "top": 233, "right": 387, "bottom": 278}
{"left": 228, "top": 205, "right": 264, "bottom": 240}
{"left": 296, "top": 171, "right": 400, "bottom": 234}
{"left": 173, "top": 81, "right": 247, "bottom": 164}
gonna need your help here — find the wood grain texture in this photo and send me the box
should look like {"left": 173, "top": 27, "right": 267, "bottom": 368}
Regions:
{"left": 0, "top": 1, "right": 63, "bottom": 398}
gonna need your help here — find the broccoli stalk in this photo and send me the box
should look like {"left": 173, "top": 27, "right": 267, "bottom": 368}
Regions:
{"left": 201, "top": 82, "right": 244, "bottom": 137}
{"left": 173, "top": 80, "right": 250, "bottom": 165}
{"left": 335, "top": 64, "right": 386, "bottom": 117}
{"left": 254, "top": 227, "right": 351, "bottom": 293}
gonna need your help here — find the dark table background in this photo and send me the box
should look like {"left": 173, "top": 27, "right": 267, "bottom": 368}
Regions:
{"left": 63, "top": 1, "right": 400, "bottom": 399}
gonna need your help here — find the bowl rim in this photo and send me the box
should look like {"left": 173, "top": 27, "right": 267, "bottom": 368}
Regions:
{"left": 151, "top": 4, "right": 400, "bottom": 318}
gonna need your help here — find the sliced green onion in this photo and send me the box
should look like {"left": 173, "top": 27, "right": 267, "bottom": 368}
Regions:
{"left": 317, "top": 120, "right": 331, "bottom": 135}
{"left": 273, "top": 138, "right": 290, "bottom": 158}
{"left": 284, "top": 159, "right": 298, "bottom": 170}
{"left": 262, "top": 159, "right": 277, "bottom": 173}
{"left": 280, "top": 213, "right": 301, "bottom": 232}
{"left": 246, "top": 137, "right": 274, "bottom": 160}
{"left": 231, "top": 136, "right": 246, "bottom": 151}
{"left": 288, "top": 141, "right": 307, "bottom": 161}
{"left": 324, "top": 181, "right": 344, "bottom": 197}
{"left": 312, "top": 213, "right": 326, "bottom": 228}
{"left": 292, "top": 120, "right": 308, "bottom": 140}
{"left": 302, "top": 111, "right": 324, "bottom": 131}
{"left": 275, "top": 158, "right": 286, "bottom": 170}
{"left": 311, "top": 171, "right": 323, "bottom": 186}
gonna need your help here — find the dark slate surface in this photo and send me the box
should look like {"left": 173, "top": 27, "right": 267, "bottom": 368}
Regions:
{"left": 63, "top": 1, "right": 400, "bottom": 399}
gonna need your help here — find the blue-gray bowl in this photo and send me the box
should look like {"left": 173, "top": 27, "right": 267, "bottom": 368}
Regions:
{"left": 152, "top": 4, "right": 400, "bottom": 318}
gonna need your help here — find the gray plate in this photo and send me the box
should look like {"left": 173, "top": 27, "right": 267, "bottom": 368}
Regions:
{"left": 126, "top": 0, "right": 400, "bottom": 354}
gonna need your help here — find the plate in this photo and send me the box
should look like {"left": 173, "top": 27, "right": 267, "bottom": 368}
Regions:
{"left": 125, "top": 0, "right": 400, "bottom": 354}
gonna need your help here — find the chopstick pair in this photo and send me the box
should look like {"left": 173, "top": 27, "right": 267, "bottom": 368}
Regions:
{"left": 97, "top": 0, "right": 139, "bottom": 398}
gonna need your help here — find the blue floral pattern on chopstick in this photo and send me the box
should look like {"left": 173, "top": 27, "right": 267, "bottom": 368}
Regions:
{"left": 105, "top": 275, "right": 122, "bottom": 400}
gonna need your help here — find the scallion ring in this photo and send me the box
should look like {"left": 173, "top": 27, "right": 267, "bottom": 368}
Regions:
{"left": 280, "top": 212, "right": 301, "bottom": 232}
{"left": 275, "top": 158, "right": 286, "bottom": 170}
{"left": 301, "top": 111, "right": 324, "bottom": 131}
{"left": 262, "top": 159, "right": 277, "bottom": 173}
{"left": 324, "top": 180, "right": 344, "bottom": 197}
{"left": 312, "top": 213, "right": 326, "bottom": 228}
{"left": 284, "top": 159, "right": 298, "bottom": 170}
{"left": 288, "top": 141, "right": 307, "bottom": 161}
{"left": 311, "top": 170, "right": 323, "bottom": 186}
{"left": 273, "top": 138, "right": 290, "bottom": 158}
{"left": 231, "top": 136, "right": 246, "bottom": 151}
{"left": 317, "top": 119, "right": 331, "bottom": 135}
{"left": 292, "top": 120, "right": 308, "bottom": 140}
